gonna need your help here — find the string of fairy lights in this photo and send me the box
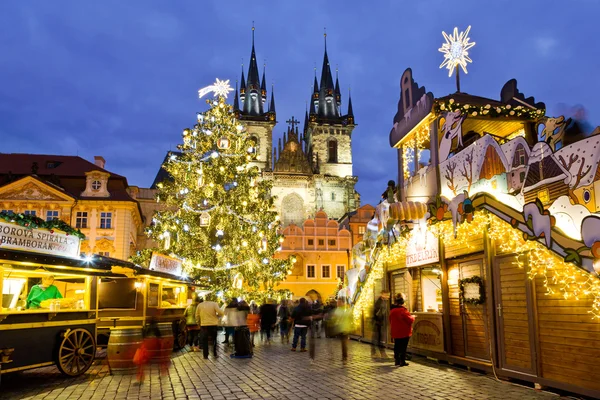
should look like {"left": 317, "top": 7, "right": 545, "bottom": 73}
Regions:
{"left": 351, "top": 210, "right": 600, "bottom": 321}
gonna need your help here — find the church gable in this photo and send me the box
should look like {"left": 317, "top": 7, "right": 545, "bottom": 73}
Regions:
{"left": 273, "top": 125, "right": 313, "bottom": 175}
{"left": 0, "top": 177, "right": 74, "bottom": 202}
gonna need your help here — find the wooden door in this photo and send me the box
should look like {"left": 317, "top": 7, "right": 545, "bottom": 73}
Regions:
{"left": 494, "top": 255, "right": 537, "bottom": 375}
{"left": 448, "top": 258, "right": 490, "bottom": 360}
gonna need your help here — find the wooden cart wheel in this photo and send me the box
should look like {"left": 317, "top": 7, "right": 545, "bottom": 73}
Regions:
{"left": 56, "top": 328, "right": 96, "bottom": 377}
{"left": 175, "top": 319, "right": 187, "bottom": 350}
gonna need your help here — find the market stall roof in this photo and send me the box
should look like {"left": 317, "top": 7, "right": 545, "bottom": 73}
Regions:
{"left": 0, "top": 248, "right": 195, "bottom": 284}
{"left": 0, "top": 248, "right": 127, "bottom": 277}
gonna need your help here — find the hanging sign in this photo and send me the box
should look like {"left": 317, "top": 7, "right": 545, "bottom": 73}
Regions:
{"left": 406, "top": 228, "right": 439, "bottom": 268}
{"left": 0, "top": 221, "right": 81, "bottom": 258}
{"left": 149, "top": 252, "right": 183, "bottom": 276}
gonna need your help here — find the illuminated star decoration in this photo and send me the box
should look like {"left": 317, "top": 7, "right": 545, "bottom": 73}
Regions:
{"left": 198, "top": 78, "right": 234, "bottom": 99}
{"left": 439, "top": 25, "right": 476, "bottom": 77}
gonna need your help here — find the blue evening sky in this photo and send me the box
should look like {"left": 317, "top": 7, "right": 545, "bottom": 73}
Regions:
{"left": 1, "top": 1, "right": 598, "bottom": 207}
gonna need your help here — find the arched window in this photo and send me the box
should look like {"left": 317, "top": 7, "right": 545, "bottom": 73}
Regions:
{"left": 328, "top": 139, "right": 338, "bottom": 163}
{"left": 249, "top": 136, "right": 259, "bottom": 153}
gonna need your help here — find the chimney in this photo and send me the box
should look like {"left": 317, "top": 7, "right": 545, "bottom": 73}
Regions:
{"left": 94, "top": 156, "right": 106, "bottom": 169}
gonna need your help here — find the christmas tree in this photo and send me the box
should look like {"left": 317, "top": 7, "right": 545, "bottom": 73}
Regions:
{"left": 148, "top": 79, "right": 294, "bottom": 298}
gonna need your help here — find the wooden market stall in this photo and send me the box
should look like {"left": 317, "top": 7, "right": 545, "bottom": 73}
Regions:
{"left": 0, "top": 217, "right": 200, "bottom": 379}
{"left": 96, "top": 253, "right": 193, "bottom": 351}
{"left": 376, "top": 69, "right": 600, "bottom": 398}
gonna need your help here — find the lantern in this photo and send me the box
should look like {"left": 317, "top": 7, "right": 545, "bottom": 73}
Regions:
{"left": 217, "top": 137, "right": 231, "bottom": 149}
{"left": 200, "top": 212, "right": 210, "bottom": 227}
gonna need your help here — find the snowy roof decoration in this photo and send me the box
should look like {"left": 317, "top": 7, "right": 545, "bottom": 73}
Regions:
{"left": 523, "top": 142, "right": 571, "bottom": 192}
{"left": 500, "top": 136, "right": 530, "bottom": 168}
{"left": 554, "top": 135, "right": 600, "bottom": 189}
{"left": 440, "top": 134, "right": 510, "bottom": 191}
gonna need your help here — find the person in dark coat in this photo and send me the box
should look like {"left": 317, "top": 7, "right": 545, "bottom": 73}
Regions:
{"left": 259, "top": 299, "right": 277, "bottom": 344}
{"left": 389, "top": 293, "right": 415, "bottom": 367}
{"left": 372, "top": 290, "right": 390, "bottom": 358}
{"left": 290, "top": 298, "right": 313, "bottom": 352}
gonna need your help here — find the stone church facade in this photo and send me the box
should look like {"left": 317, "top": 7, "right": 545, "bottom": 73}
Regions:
{"left": 233, "top": 32, "right": 360, "bottom": 226}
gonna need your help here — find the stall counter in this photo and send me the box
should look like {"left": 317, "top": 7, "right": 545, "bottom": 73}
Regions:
{"left": 409, "top": 312, "right": 444, "bottom": 353}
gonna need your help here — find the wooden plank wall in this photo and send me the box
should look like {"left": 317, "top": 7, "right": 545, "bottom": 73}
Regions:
{"left": 497, "top": 257, "right": 533, "bottom": 371}
{"left": 534, "top": 273, "right": 600, "bottom": 392}
{"left": 445, "top": 232, "right": 484, "bottom": 259}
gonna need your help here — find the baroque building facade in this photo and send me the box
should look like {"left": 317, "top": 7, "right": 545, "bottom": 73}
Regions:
{"left": 232, "top": 32, "right": 360, "bottom": 226}
{"left": 0, "top": 154, "right": 143, "bottom": 260}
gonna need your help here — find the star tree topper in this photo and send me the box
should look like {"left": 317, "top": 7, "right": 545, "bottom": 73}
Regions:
{"left": 198, "top": 78, "right": 234, "bottom": 99}
{"left": 439, "top": 26, "right": 475, "bottom": 93}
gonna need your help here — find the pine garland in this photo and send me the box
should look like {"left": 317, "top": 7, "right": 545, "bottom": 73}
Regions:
{"left": 434, "top": 98, "right": 544, "bottom": 120}
{"left": 0, "top": 211, "right": 85, "bottom": 239}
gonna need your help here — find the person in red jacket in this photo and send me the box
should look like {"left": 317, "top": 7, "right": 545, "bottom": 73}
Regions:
{"left": 389, "top": 293, "right": 415, "bottom": 367}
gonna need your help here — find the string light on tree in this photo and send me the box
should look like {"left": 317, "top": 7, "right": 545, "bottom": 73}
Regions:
{"left": 439, "top": 25, "right": 475, "bottom": 92}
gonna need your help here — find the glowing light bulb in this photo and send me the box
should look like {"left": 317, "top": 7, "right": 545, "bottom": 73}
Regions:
{"left": 242, "top": 201, "right": 247, "bottom": 206}
{"left": 262, "top": 258, "right": 269, "bottom": 264}
{"left": 219, "top": 166, "right": 225, "bottom": 172}
{"left": 216, "top": 230, "right": 224, "bottom": 237}
{"left": 242, "top": 240, "right": 248, "bottom": 247}
{"left": 214, "top": 244, "right": 222, "bottom": 251}
{"left": 183, "top": 224, "right": 189, "bottom": 232}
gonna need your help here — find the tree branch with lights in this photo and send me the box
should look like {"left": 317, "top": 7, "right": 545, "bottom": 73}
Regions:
{"left": 147, "top": 80, "right": 294, "bottom": 298}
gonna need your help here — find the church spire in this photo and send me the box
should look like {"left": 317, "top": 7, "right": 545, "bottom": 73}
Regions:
{"left": 269, "top": 84, "right": 276, "bottom": 114}
{"left": 233, "top": 81, "right": 239, "bottom": 111}
{"left": 347, "top": 88, "right": 355, "bottom": 124}
{"left": 261, "top": 63, "right": 267, "bottom": 103}
{"left": 317, "top": 30, "right": 339, "bottom": 118}
{"left": 242, "top": 24, "right": 264, "bottom": 116}
{"left": 240, "top": 62, "right": 246, "bottom": 101}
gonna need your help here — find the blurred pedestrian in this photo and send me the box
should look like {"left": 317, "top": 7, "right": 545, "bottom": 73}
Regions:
{"left": 310, "top": 298, "right": 324, "bottom": 339}
{"left": 247, "top": 303, "right": 260, "bottom": 347}
{"left": 277, "top": 299, "right": 291, "bottom": 344}
{"left": 291, "top": 298, "right": 312, "bottom": 352}
{"left": 389, "top": 293, "right": 415, "bottom": 367}
{"left": 184, "top": 296, "right": 202, "bottom": 351}
{"left": 332, "top": 299, "right": 353, "bottom": 363}
{"left": 372, "top": 290, "right": 390, "bottom": 358}
{"left": 323, "top": 298, "right": 337, "bottom": 338}
{"left": 232, "top": 300, "right": 252, "bottom": 357}
{"left": 196, "top": 294, "right": 224, "bottom": 359}
{"left": 259, "top": 299, "right": 277, "bottom": 344}
{"left": 223, "top": 298, "right": 239, "bottom": 345}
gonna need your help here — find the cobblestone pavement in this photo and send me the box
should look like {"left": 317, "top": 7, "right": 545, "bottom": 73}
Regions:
{"left": 2, "top": 334, "right": 565, "bottom": 400}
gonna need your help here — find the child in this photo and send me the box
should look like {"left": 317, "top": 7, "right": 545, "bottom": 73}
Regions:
{"left": 246, "top": 306, "right": 260, "bottom": 349}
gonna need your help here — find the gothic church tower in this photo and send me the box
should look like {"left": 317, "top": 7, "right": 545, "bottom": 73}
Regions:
{"left": 233, "top": 27, "right": 276, "bottom": 171}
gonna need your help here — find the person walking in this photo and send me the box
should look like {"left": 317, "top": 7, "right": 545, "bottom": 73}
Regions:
{"left": 277, "top": 299, "right": 291, "bottom": 344}
{"left": 259, "top": 299, "right": 277, "bottom": 344}
{"left": 290, "top": 298, "right": 312, "bottom": 352}
{"left": 332, "top": 299, "right": 353, "bottom": 363}
{"left": 184, "top": 296, "right": 202, "bottom": 351}
{"left": 232, "top": 300, "right": 252, "bottom": 357}
{"left": 223, "top": 298, "right": 238, "bottom": 345}
{"left": 389, "top": 293, "right": 415, "bottom": 367}
{"left": 323, "top": 298, "right": 337, "bottom": 338}
{"left": 372, "top": 290, "right": 390, "bottom": 358}
{"left": 246, "top": 304, "right": 260, "bottom": 348}
{"left": 196, "top": 294, "right": 224, "bottom": 359}
{"left": 310, "top": 298, "right": 324, "bottom": 339}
